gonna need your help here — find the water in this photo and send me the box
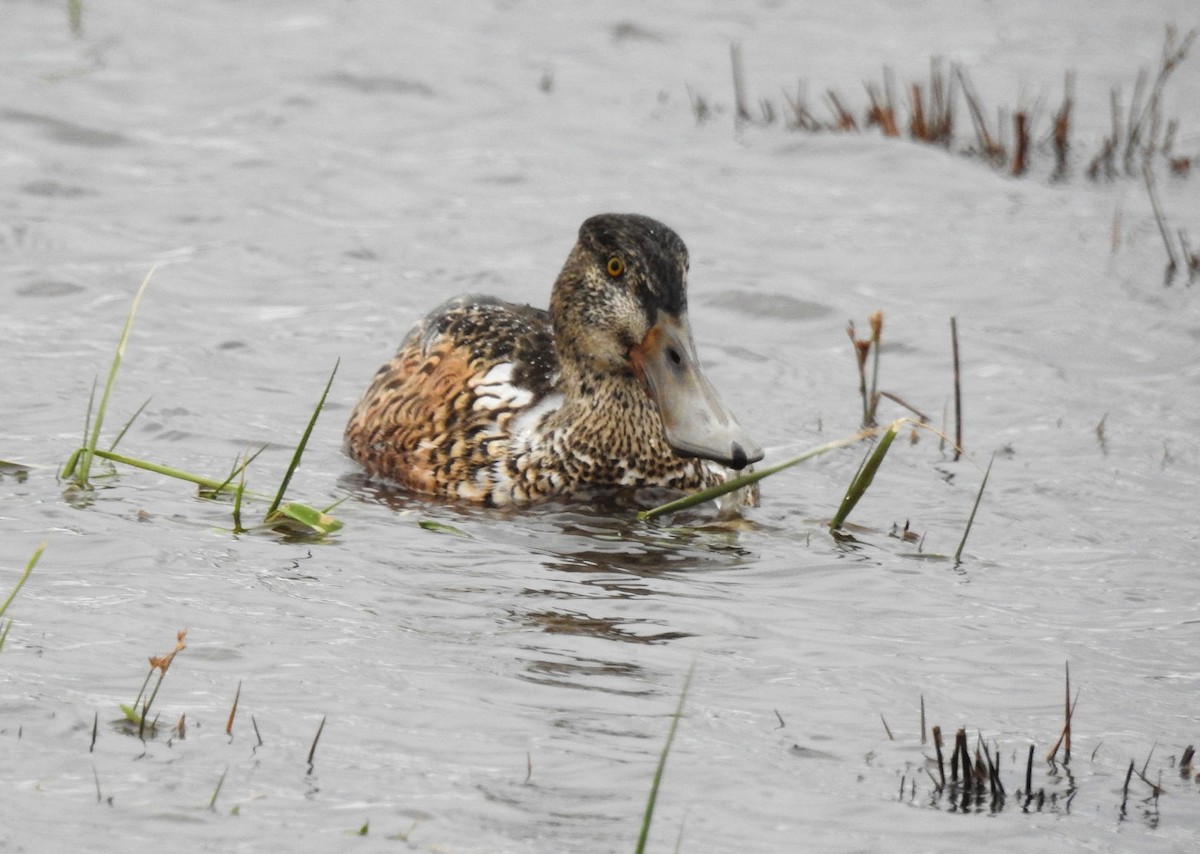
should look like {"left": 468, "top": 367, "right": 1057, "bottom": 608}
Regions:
{"left": 4, "top": 1, "right": 1200, "bottom": 851}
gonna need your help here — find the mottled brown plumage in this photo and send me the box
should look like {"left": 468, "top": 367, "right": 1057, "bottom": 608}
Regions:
{"left": 345, "top": 213, "right": 762, "bottom": 506}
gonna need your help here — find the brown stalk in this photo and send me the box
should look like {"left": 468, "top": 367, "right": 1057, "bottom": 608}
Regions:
{"left": 783, "top": 82, "right": 821, "bottom": 131}
{"left": 1011, "top": 111, "right": 1029, "bottom": 176}
{"left": 1051, "top": 72, "right": 1074, "bottom": 181}
{"left": 933, "top": 725, "right": 946, "bottom": 787}
{"left": 930, "top": 58, "right": 954, "bottom": 144}
{"left": 908, "top": 82, "right": 928, "bottom": 140}
{"left": 226, "top": 679, "right": 241, "bottom": 736}
{"left": 956, "top": 728, "right": 970, "bottom": 787}
{"left": 730, "top": 42, "right": 751, "bottom": 123}
{"left": 950, "top": 317, "right": 962, "bottom": 461}
{"left": 1125, "top": 26, "right": 1198, "bottom": 172}
{"left": 825, "top": 90, "right": 858, "bottom": 131}
{"left": 956, "top": 66, "right": 1004, "bottom": 164}
{"left": 307, "top": 714, "right": 327, "bottom": 772}
{"left": 1045, "top": 666, "right": 1079, "bottom": 764}
{"left": 865, "top": 69, "right": 899, "bottom": 137}
{"left": 1143, "top": 161, "right": 1183, "bottom": 284}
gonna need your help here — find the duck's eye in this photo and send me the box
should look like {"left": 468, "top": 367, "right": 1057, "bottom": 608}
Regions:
{"left": 606, "top": 255, "right": 625, "bottom": 277}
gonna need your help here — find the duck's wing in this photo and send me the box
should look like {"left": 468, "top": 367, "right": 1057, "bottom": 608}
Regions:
{"left": 344, "top": 295, "right": 558, "bottom": 499}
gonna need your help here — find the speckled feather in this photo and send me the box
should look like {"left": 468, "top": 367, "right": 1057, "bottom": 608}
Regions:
{"left": 344, "top": 214, "right": 756, "bottom": 507}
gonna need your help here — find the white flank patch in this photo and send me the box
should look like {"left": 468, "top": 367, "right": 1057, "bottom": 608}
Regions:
{"left": 508, "top": 391, "right": 563, "bottom": 441}
{"left": 472, "top": 363, "right": 535, "bottom": 412}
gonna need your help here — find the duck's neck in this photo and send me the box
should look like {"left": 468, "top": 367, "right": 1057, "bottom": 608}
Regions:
{"left": 524, "top": 366, "right": 707, "bottom": 493}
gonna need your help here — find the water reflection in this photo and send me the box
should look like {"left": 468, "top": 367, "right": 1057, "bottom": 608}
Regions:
{"left": 349, "top": 477, "right": 751, "bottom": 696}
{"left": 347, "top": 475, "right": 757, "bottom": 579}
{"left": 521, "top": 608, "right": 690, "bottom": 644}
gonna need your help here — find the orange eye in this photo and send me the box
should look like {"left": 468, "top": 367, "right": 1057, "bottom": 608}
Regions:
{"left": 606, "top": 255, "right": 625, "bottom": 277}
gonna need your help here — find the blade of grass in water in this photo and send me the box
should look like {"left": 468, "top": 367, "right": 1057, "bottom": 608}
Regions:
{"left": 635, "top": 662, "right": 695, "bottom": 854}
{"left": 418, "top": 520, "right": 471, "bottom": 537}
{"left": 266, "top": 360, "right": 339, "bottom": 518}
{"left": 107, "top": 396, "right": 152, "bottom": 452}
{"left": 638, "top": 428, "right": 877, "bottom": 521}
{"left": 263, "top": 502, "right": 344, "bottom": 536}
{"left": 208, "top": 766, "right": 229, "bottom": 811}
{"left": 829, "top": 419, "right": 902, "bottom": 531}
{"left": 204, "top": 446, "right": 268, "bottom": 499}
{"left": 89, "top": 449, "right": 250, "bottom": 495}
{"left": 0, "top": 542, "right": 45, "bottom": 626}
{"left": 74, "top": 267, "right": 155, "bottom": 488}
{"left": 61, "top": 380, "right": 97, "bottom": 481}
{"left": 953, "top": 451, "right": 994, "bottom": 564}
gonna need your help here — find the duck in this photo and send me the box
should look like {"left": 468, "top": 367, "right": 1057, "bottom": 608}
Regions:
{"left": 344, "top": 213, "right": 763, "bottom": 507}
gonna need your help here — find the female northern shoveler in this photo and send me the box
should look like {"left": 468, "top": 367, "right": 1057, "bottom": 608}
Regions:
{"left": 344, "top": 213, "right": 763, "bottom": 506}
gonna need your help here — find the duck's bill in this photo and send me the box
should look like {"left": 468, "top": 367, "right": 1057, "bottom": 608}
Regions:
{"left": 630, "top": 311, "right": 764, "bottom": 470}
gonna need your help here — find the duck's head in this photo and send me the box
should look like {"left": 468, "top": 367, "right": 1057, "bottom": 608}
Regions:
{"left": 550, "top": 213, "right": 763, "bottom": 471}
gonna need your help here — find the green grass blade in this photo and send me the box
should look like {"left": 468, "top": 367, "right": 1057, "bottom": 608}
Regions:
{"left": 953, "top": 452, "right": 994, "bottom": 565}
{"left": 264, "top": 502, "right": 344, "bottom": 536}
{"left": 321, "top": 496, "right": 349, "bottom": 515}
{"left": 636, "top": 662, "right": 695, "bottom": 854}
{"left": 208, "top": 766, "right": 229, "bottom": 811}
{"left": 107, "top": 396, "right": 152, "bottom": 452}
{"left": 232, "top": 481, "right": 247, "bottom": 534}
{"left": 0, "top": 542, "right": 45, "bottom": 620}
{"left": 205, "top": 446, "right": 267, "bottom": 498}
{"left": 62, "top": 380, "right": 98, "bottom": 481}
{"left": 418, "top": 520, "right": 470, "bottom": 537}
{"left": 829, "top": 419, "right": 902, "bottom": 531}
{"left": 67, "top": 0, "right": 83, "bottom": 37}
{"left": 89, "top": 449, "right": 241, "bottom": 493}
{"left": 75, "top": 268, "right": 155, "bottom": 486}
{"left": 638, "top": 428, "right": 876, "bottom": 521}
{"left": 266, "top": 360, "right": 339, "bottom": 518}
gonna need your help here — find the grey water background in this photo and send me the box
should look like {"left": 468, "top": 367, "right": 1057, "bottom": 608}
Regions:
{"left": 3, "top": 1, "right": 1200, "bottom": 851}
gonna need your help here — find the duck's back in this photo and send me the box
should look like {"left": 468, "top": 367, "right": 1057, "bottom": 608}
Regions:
{"left": 345, "top": 295, "right": 559, "bottom": 501}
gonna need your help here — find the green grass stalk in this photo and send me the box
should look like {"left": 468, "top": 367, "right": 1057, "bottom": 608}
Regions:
{"left": 266, "top": 360, "right": 339, "bottom": 518}
{"left": 72, "top": 268, "right": 155, "bottom": 488}
{"left": 60, "top": 381, "right": 96, "bottom": 481}
{"left": 0, "top": 542, "right": 45, "bottom": 622}
{"left": 639, "top": 428, "right": 877, "bottom": 521}
{"left": 232, "top": 481, "right": 247, "bottom": 534}
{"left": 90, "top": 449, "right": 246, "bottom": 494}
{"left": 635, "top": 662, "right": 695, "bottom": 854}
{"left": 121, "top": 629, "right": 187, "bottom": 729}
{"left": 207, "top": 446, "right": 267, "bottom": 498}
{"left": 829, "top": 419, "right": 902, "bottom": 530}
{"left": 953, "top": 452, "right": 994, "bottom": 564}
{"left": 67, "top": 0, "right": 83, "bottom": 37}
{"left": 208, "top": 766, "right": 229, "bottom": 811}
{"left": 107, "top": 397, "right": 151, "bottom": 452}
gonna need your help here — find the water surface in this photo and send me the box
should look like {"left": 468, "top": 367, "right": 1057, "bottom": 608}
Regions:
{"left": 3, "top": 2, "right": 1200, "bottom": 852}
